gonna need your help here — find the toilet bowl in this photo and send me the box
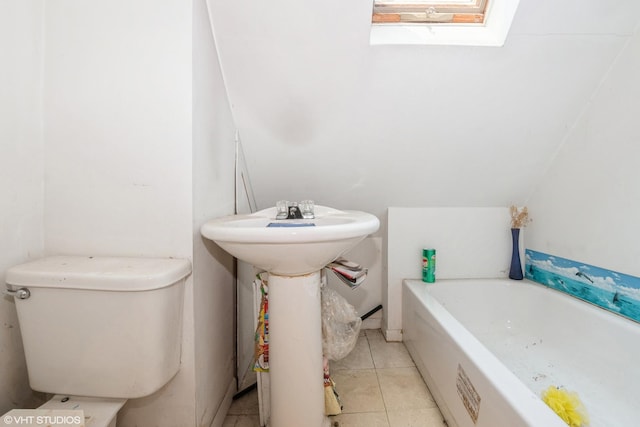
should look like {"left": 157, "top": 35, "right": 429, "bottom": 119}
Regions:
{"left": 3, "top": 256, "right": 192, "bottom": 427}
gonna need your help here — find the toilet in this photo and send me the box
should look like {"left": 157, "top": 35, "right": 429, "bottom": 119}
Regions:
{"left": 3, "top": 256, "right": 191, "bottom": 427}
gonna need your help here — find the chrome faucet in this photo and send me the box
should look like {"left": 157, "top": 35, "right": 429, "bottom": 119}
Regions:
{"left": 276, "top": 200, "right": 314, "bottom": 220}
{"left": 286, "top": 203, "right": 304, "bottom": 219}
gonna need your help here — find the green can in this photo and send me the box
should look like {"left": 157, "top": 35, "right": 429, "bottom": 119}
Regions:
{"left": 422, "top": 248, "right": 436, "bottom": 283}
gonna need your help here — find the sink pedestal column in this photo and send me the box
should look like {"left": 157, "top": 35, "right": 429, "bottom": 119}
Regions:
{"left": 268, "top": 271, "right": 330, "bottom": 427}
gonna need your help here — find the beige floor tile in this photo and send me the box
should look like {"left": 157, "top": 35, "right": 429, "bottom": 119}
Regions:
{"left": 332, "top": 369, "right": 386, "bottom": 413}
{"left": 387, "top": 408, "right": 447, "bottom": 427}
{"left": 364, "top": 329, "right": 385, "bottom": 341}
{"left": 330, "top": 334, "right": 374, "bottom": 371}
{"left": 223, "top": 330, "right": 447, "bottom": 427}
{"left": 377, "top": 367, "right": 436, "bottom": 411}
{"left": 366, "top": 330, "right": 415, "bottom": 369}
{"left": 227, "top": 388, "right": 260, "bottom": 415}
{"left": 330, "top": 411, "right": 390, "bottom": 427}
{"left": 222, "top": 414, "right": 260, "bottom": 427}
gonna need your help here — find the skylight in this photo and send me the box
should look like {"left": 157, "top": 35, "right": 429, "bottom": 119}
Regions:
{"left": 373, "top": 0, "right": 489, "bottom": 25}
{"left": 370, "top": 0, "right": 521, "bottom": 47}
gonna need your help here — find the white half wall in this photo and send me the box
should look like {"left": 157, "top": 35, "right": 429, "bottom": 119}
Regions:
{"left": 386, "top": 207, "right": 513, "bottom": 340}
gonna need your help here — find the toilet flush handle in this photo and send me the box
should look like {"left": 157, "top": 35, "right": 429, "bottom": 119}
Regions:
{"left": 4, "top": 287, "right": 31, "bottom": 300}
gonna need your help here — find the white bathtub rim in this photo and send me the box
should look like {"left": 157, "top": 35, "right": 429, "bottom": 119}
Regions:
{"left": 415, "top": 277, "right": 640, "bottom": 427}
{"left": 404, "top": 279, "right": 567, "bottom": 427}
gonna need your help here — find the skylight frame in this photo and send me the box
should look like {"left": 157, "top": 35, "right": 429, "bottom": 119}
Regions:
{"left": 370, "top": 0, "right": 520, "bottom": 47}
{"left": 373, "top": 0, "right": 490, "bottom": 24}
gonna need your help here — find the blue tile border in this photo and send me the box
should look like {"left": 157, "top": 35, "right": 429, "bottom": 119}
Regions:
{"left": 525, "top": 249, "right": 640, "bottom": 323}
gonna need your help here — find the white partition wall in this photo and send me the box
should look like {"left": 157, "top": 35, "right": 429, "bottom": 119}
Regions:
{"left": 385, "top": 207, "right": 513, "bottom": 340}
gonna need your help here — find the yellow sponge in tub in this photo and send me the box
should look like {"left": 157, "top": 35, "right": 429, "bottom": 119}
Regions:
{"left": 542, "top": 386, "right": 589, "bottom": 427}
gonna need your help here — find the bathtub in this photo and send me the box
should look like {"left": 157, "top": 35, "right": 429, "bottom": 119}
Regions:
{"left": 403, "top": 278, "right": 640, "bottom": 427}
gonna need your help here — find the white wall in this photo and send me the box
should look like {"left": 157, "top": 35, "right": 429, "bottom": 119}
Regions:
{"left": 3, "top": 0, "right": 638, "bottom": 422}
{"left": 206, "top": 0, "right": 640, "bottom": 321}
{"left": 385, "top": 207, "right": 512, "bottom": 340}
{"left": 0, "top": 1, "right": 237, "bottom": 425}
{"left": 43, "top": 1, "right": 193, "bottom": 258}
{"left": 42, "top": 2, "right": 198, "bottom": 425}
{"left": 526, "top": 24, "right": 640, "bottom": 277}
{"left": 193, "top": 0, "right": 238, "bottom": 425}
{"left": 207, "top": 0, "right": 640, "bottom": 220}
{"left": 0, "top": 0, "right": 45, "bottom": 414}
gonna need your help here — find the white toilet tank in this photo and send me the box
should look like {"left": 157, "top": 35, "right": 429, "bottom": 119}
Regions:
{"left": 5, "top": 256, "right": 191, "bottom": 399}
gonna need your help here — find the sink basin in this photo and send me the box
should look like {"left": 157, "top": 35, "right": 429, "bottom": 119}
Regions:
{"left": 200, "top": 205, "right": 379, "bottom": 276}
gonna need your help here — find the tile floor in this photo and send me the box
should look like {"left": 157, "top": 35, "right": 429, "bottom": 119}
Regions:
{"left": 223, "top": 329, "right": 447, "bottom": 427}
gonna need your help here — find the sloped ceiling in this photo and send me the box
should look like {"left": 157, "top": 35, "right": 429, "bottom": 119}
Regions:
{"left": 208, "top": 0, "right": 640, "bottom": 220}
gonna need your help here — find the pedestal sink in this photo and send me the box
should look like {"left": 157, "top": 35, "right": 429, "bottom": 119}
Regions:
{"left": 201, "top": 205, "right": 379, "bottom": 427}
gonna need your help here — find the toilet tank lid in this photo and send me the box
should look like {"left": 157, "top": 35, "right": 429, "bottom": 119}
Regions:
{"left": 5, "top": 256, "right": 192, "bottom": 291}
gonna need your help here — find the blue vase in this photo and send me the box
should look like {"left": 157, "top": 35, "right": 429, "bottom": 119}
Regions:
{"left": 509, "top": 228, "right": 524, "bottom": 280}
